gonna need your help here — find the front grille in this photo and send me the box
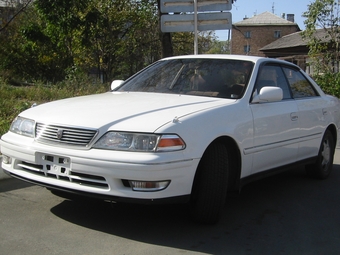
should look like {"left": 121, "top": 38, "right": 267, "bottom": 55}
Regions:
{"left": 17, "top": 160, "right": 109, "bottom": 189}
{"left": 35, "top": 123, "right": 98, "bottom": 147}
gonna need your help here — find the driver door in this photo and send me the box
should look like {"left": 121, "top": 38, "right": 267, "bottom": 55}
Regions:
{"left": 249, "top": 64, "right": 300, "bottom": 174}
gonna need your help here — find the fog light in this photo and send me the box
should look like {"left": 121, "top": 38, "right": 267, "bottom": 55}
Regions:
{"left": 129, "top": 180, "right": 170, "bottom": 192}
{"left": 2, "top": 155, "right": 11, "bottom": 164}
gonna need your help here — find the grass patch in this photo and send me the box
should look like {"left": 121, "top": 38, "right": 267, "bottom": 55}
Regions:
{"left": 0, "top": 79, "right": 109, "bottom": 136}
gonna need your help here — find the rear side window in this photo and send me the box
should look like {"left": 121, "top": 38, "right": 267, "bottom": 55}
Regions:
{"left": 282, "top": 67, "right": 318, "bottom": 98}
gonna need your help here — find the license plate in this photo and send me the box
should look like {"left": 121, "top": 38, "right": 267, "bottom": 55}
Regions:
{"left": 37, "top": 153, "right": 71, "bottom": 175}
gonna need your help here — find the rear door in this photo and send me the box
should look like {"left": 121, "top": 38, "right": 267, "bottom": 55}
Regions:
{"left": 282, "top": 66, "right": 327, "bottom": 160}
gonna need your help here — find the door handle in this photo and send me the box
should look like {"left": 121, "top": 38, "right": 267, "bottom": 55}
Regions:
{"left": 290, "top": 112, "right": 298, "bottom": 121}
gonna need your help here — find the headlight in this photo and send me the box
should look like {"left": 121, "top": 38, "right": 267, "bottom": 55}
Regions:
{"left": 10, "top": 116, "right": 35, "bottom": 137}
{"left": 93, "top": 132, "right": 185, "bottom": 152}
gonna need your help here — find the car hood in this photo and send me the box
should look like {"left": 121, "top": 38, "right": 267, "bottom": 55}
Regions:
{"left": 21, "top": 92, "right": 233, "bottom": 132}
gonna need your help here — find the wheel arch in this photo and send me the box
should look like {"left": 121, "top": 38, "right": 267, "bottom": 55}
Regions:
{"left": 211, "top": 136, "right": 242, "bottom": 192}
{"left": 326, "top": 124, "right": 337, "bottom": 150}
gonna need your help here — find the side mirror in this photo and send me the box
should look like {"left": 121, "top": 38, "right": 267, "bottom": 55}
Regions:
{"left": 252, "top": 86, "right": 283, "bottom": 103}
{"left": 111, "top": 80, "right": 124, "bottom": 90}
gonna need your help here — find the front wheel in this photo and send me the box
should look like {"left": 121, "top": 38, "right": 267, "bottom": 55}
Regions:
{"left": 306, "top": 130, "right": 335, "bottom": 179}
{"left": 190, "top": 142, "right": 229, "bottom": 224}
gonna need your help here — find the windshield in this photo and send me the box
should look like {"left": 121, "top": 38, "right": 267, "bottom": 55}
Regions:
{"left": 118, "top": 59, "right": 254, "bottom": 99}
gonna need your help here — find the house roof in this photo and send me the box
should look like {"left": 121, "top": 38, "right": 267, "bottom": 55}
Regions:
{"left": 260, "top": 29, "right": 330, "bottom": 51}
{"left": 234, "top": 11, "right": 298, "bottom": 26}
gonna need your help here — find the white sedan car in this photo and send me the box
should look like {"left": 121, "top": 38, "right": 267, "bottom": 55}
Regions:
{"left": 1, "top": 55, "right": 339, "bottom": 223}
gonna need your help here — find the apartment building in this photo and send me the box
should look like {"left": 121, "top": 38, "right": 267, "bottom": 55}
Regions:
{"left": 231, "top": 11, "right": 300, "bottom": 56}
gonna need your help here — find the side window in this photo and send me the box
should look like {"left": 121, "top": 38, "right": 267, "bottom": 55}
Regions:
{"left": 282, "top": 67, "right": 318, "bottom": 98}
{"left": 255, "top": 65, "right": 292, "bottom": 99}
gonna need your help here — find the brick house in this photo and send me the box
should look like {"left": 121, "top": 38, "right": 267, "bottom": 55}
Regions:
{"left": 260, "top": 29, "right": 337, "bottom": 75}
{"left": 260, "top": 30, "right": 308, "bottom": 71}
{"left": 231, "top": 11, "right": 300, "bottom": 56}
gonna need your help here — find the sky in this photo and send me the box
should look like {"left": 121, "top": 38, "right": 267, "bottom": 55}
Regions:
{"left": 215, "top": 0, "right": 312, "bottom": 40}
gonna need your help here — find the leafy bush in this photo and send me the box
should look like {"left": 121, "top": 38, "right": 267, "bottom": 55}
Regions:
{"left": 314, "top": 73, "right": 340, "bottom": 98}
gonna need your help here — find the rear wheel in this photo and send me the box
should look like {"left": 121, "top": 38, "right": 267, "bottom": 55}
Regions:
{"left": 190, "top": 142, "right": 229, "bottom": 224}
{"left": 306, "top": 130, "right": 335, "bottom": 179}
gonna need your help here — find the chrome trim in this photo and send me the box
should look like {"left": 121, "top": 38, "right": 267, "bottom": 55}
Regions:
{"left": 243, "top": 132, "right": 322, "bottom": 155}
{"left": 35, "top": 123, "right": 98, "bottom": 147}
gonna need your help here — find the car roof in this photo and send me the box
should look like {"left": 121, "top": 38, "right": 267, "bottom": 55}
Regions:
{"left": 162, "top": 54, "right": 264, "bottom": 62}
{"left": 161, "top": 54, "right": 296, "bottom": 67}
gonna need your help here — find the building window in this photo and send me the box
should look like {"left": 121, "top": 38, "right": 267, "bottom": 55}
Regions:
{"left": 244, "top": 31, "right": 251, "bottom": 38}
{"left": 274, "top": 31, "right": 281, "bottom": 38}
{"left": 244, "top": 45, "right": 250, "bottom": 54}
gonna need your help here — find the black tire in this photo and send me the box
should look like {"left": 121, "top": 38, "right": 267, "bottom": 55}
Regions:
{"left": 306, "top": 130, "right": 335, "bottom": 179}
{"left": 190, "top": 142, "right": 229, "bottom": 224}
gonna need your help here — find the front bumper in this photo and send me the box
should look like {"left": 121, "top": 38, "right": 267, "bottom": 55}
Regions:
{"left": 0, "top": 133, "right": 199, "bottom": 203}
{"left": 3, "top": 170, "right": 190, "bottom": 204}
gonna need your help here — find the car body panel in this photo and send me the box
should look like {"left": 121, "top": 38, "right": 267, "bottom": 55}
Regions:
{"left": 22, "top": 92, "right": 233, "bottom": 133}
{"left": 249, "top": 99, "right": 300, "bottom": 173}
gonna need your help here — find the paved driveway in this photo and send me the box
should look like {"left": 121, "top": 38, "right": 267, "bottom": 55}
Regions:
{"left": 1, "top": 152, "right": 340, "bottom": 255}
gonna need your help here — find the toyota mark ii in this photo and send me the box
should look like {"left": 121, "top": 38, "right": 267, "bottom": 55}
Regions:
{"left": 1, "top": 55, "right": 339, "bottom": 223}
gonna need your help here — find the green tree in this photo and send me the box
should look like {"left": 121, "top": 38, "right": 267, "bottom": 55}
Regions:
{"left": 302, "top": 0, "right": 340, "bottom": 97}
{"left": 0, "top": 1, "right": 85, "bottom": 82}
{"left": 0, "top": 5, "right": 59, "bottom": 82}
{"left": 0, "top": 0, "right": 220, "bottom": 83}
{"left": 205, "top": 40, "right": 230, "bottom": 54}
{"left": 199, "top": 31, "right": 228, "bottom": 54}
{"left": 0, "top": 0, "right": 33, "bottom": 32}
{"left": 80, "top": 0, "right": 162, "bottom": 80}
{"left": 0, "top": 0, "right": 160, "bottom": 82}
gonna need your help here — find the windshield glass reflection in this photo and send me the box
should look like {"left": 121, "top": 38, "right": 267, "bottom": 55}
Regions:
{"left": 118, "top": 59, "right": 254, "bottom": 99}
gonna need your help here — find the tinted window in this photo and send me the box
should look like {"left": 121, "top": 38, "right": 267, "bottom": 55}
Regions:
{"left": 255, "top": 64, "right": 292, "bottom": 99}
{"left": 118, "top": 59, "right": 254, "bottom": 99}
{"left": 283, "top": 67, "right": 318, "bottom": 98}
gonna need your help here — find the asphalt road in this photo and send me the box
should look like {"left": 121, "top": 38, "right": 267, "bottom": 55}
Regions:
{"left": 1, "top": 152, "right": 340, "bottom": 255}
